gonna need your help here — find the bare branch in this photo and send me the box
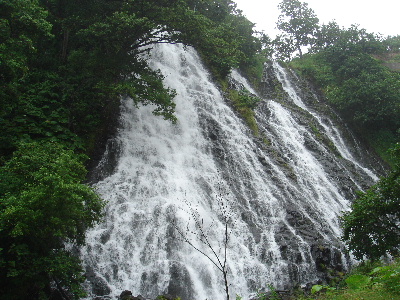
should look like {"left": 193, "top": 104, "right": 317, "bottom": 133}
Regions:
{"left": 172, "top": 220, "right": 223, "bottom": 272}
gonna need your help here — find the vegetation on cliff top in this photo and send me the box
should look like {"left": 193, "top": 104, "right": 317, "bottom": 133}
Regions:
{"left": 277, "top": 3, "right": 400, "bottom": 166}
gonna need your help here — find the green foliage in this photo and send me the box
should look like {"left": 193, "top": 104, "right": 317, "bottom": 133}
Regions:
{"left": 237, "top": 89, "right": 261, "bottom": 109}
{"left": 324, "top": 55, "right": 400, "bottom": 129}
{"left": 240, "top": 52, "right": 267, "bottom": 88}
{"left": 289, "top": 52, "right": 334, "bottom": 86}
{"left": 250, "top": 285, "right": 281, "bottom": 300}
{"left": 0, "top": 0, "right": 57, "bottom": 156}
{"left": 297, "top": 259, "right": 400, "bottom": 300}
{"left": 0, "top": 141, "right": 104, "bottom": 299}
{"left": 275, "top": 0, "right": 319, "bottom": 58}
{"left": 310, "top": 284, "right": 324, "bottom": 294}
{"left": 228, "top": 89, "right": 260, "bottom": 136}
{"left": 341, "top": 259, "right": 400, "bottom": 294}
{"left": 293, "top": 49, "right": 400, "bottom": 132}
{"left": 384, "top": 35, "right": 400, "bottom": 52}
{"left": 156, "top": 296, "right": 181, "bottom": 300}
{"left": 345, "top": 274, "right": 371, "bottom": 290}
{"left": 311, "top": 23, "right": 385, "bottom": 54}
{"left": 311, "top": 284, "right": 325, "bottom": 294}
{"left": 0, "top": 70, "right": 83, "bottom": 155}
{"left": 371, "top": 261, "right": 400, "bottom": 294}
{"left": 311, "top": 284, "right": 335, "bottom": 295}
{"left": 267, "top": 285, "right": 281, "bottom": 300}
{"left": 289, "top": 24, "right": 400, "bottom": 162}
{"left": 363, "top": 130, "right": 399, "bottom": 169}
{"left": 0, "top": 0, "right": 52, "bottom": 81}
{"left": 341, "top": 143, "right": 400, "bottom": 260}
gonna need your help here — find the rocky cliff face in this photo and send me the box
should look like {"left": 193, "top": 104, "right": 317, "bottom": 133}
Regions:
{"left": 260, "top": 61, "right": 387, "bottom": 183}
{"left": 374, "top": 53, "right": 400, "bottom": 72}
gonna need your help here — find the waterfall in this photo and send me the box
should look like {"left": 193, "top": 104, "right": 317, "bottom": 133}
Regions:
{"left": 82, "top": 43, "right": 379, "bottom": 300}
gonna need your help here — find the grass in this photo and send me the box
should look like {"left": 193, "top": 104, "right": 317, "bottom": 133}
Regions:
{"left": 227, "top": 89, "right": 260, "bottom": 136}
{"left": 306, "top": 288, "right": 398, "bottom": 300}
{"left": 297, "top": 258, "right": 400, "bottom": 300}
{"left": 362, "top": 128, "right": 399, "bottom": 168}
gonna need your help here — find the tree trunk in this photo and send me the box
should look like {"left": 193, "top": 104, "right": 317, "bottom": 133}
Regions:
{"left": 223, "top": 270, "right": 230, "bottom": 300}
{"left": 297, "top": 44, "right": 303, "bottom": 58}
{"left": 62, "top": 29, "right": 70, "bottom": 61}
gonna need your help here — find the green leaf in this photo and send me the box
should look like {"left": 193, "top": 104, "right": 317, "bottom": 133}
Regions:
{"left": 370, "top": 267, "right": 383, "bottom": 275}
{"left": 345, "top": 274, "right": 371, "bottom": 290}
{"left": 311, "top": 284, "right": 325, "bottom": 294}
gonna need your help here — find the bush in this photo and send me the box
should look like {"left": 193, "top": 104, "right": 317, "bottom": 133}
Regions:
{"left": 341, "top": 143, "right": 400, "bottom": 260}
{"left": 0, "top": 141, "right": 104, "bottom": 299}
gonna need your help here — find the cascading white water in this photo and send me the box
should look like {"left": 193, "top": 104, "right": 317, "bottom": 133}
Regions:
{"left": 272, "top": 62, "right": 378, "bottom": 182}
{"left": 82, "top": 44, "right": 378, "bottom": 300}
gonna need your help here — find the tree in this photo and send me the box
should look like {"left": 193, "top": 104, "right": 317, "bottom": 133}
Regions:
{"left": 310, "top": 22, "right": 385, "bottom": 54}
{"left": 0, "top": 0, "right": 54, "bottom": 156}
{"left": 172, "top": 192, "right": 234, "bottom": 300}
{"left": 321, "top": 49, "right": 400, "bottom": 130}
{"left": 384, "top": 35, "right": 400, "bottom": 52}
{"left": 0, "top": 141, "right": 105, "bottom": 299}
{"left": 311, "top": 21, "right": 342, "bottom": 51}
{"left": 341, "top": 143, "right": 400, "bottom": 260}
{"left": 276, "top": 0, "right": 319, "bottom": 58}
{"left": 273, "top": 34, "right": 297, "bottom": 61}
{"left": 0, "top": 0, "right": 52, "bottom": 81}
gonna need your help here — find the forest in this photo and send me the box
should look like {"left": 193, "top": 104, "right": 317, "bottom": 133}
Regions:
{"left": 0, "top": 0, "right": 399, "bottom": 299}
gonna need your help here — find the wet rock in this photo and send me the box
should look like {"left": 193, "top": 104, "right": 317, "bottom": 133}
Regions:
{"left": 140, "top": 271, "right": 161, "bottom": 297}
{"left": 120, "top": 290, "right": 134, "bottom": 300}
{"left": 261, "top": 62, "right": 285, "bottom": 100}
{"left": 119, "top": 291, "right": 147, "bottom": 300}
{"left": 87, "top": 96, "right": 122, "bottom": 183}
{"left": 310, "top": 243, "right": 346, "bottom": 282}
{"left": 89, "top": 138, "right": 122, "bottom": 183}
{"left": 166, "top": 262, "right": 194, "bottom": 300}
{"left": 85, "top": 266, "right": 111, "bottom": 296}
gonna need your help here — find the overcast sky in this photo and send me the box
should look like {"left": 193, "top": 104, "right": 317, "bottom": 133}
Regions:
{"left": 234, "top": 0, "right": 400, "bottom": 38}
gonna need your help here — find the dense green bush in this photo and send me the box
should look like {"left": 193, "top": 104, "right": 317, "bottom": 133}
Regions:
{"left": 290, "top": 39, "right": 400, "bottom": 165}
{"left": 291, "top": 50, "right": 400, "bottom": 131}
{"left": 341, "top": 143, "right": 400, "bottom": 260}
{"left": 0, "top": 141, "right": 105, "bottom": 299}
{"left": 304, "top": 259, "right": 400, "bottom": 300}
